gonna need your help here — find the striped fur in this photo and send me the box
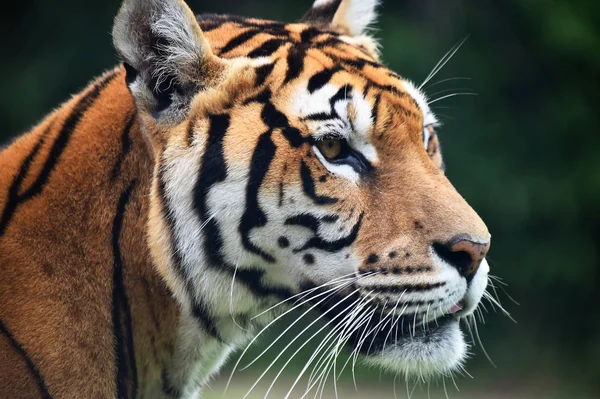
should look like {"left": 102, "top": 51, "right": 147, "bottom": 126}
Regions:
{"left": 0, "top": 0, "right": 491, "bottom": 397}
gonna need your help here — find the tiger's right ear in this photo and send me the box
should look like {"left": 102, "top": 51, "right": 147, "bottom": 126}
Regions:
{"left": 112, "top": 0, "right": 226, "bottom": 121}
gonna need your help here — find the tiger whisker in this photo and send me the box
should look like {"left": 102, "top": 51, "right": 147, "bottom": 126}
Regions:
{"left": 307, "top": 298, "right": 375, "bottom": 394}
{"left": 442, "top": 373, "right": 450, "bottom": 399}
{"left": 229, "top": 260, "right": 250, "bottom": 332}
{"left": 335, "top": 300, "right": 383, "bottom": 387}
{"left": 329, "top": 301, "right": 373, "bottom": 399}
{"left": 303, "top": 299, "right": 376, "bottom": 399}
{"left": 288, "top": 294, "right": 375, "bottom": 399}
{"left": 427, "top": 87, "right": 474, "bottom": 99}
{"left": 268, "top": 293, "right": 369, "bottom": 399}
{"left": 489, "top": 274, "right": 520, "bottom": 305}
{"left": 240, "top": 278, "right": 358, "bottom": 372}
{"left": 364, "top": 306, "right": 393, "bottom": 358}
{"left": 395, "top": 303, "right": 409, "bottom": 344}
{"left": 378, "top": 295, "right": 403, "bottom": 359}
{"left": 296, "top": 307, "right": 364, "bottom": 399}
{"left": 419, "top": 36, "right": 469, "bottom": 90}
{"left": 482, "top": 291, "right": 517, "bottom": 323}
{"left": 348, "top": 302, "right": 380, "bottom": 380}
{"left": 303, "top": 296, "right": 374, "bottom": 396}
{"left": 424, "top": 76, "right": 472, "bottom": 90}
{"left": 412, "top": 304, "right": 420, "bottom": 338}
{"left": 428, "top": 92, "right": 478, "bottom": 105}
{"left": 251, "top": 272, "right": 360, "bottom": 320}
{"left": 423, "top": 303, "right": 432, "bottom": 331}
{"left": 226, "top": 275, "right": 358, "bottom": 391}
{"left": 465, "top": 314, "right": 496, "bottom": 367}
{"left": 242, "top": 288, "right": 363, "bottom": 399}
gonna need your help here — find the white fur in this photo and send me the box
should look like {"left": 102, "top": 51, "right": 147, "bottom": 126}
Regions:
{"left": 337, "top": 0, "right": 380, "bottom": 36}
{"left": 128, "top": 0, "right": 486, "bottom": 393}
{"left": 402, "top": 80, "right": 440, "bottom": 149}
{"left": 312, "top": 0, "right": 381, "bottom": 36}
{"left": 113, "top": 0, "right": 206, "bottom": 89}
{"left": 293, "top": 83, "right": 378, "bottom": 182}
{"left": 363, "top": 320, "right": 467, "bottom": 378}
{"left": 360, "top": 246, "right": 489, "bottom": 377}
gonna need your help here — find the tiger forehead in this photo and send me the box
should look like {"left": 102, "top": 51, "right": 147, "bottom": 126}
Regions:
{"left": 199, "top": 14, "right": 342, "bottom": 51}
{"left": 196, "top": 14, "right": 426, "bottom": 130}
{"left": 198, "top": 14, "right": 377, "bottom": 66}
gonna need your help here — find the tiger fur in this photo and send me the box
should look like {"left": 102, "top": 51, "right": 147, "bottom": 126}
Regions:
{"left": 0, "top": 0, "right": 491, "bottom": 397}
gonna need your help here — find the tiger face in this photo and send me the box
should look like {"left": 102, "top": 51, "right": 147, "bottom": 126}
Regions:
{"left": 114, "top": 0, "right": 490, "bottom": 380}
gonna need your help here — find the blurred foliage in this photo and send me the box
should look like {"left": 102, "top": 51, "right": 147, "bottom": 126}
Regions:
{"left": 1, "top": 0, "right": 599, "bottom": 396}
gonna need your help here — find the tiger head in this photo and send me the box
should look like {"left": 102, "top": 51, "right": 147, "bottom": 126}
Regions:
{"left": 113, "top": 0, "right": 491, "bottom": 378}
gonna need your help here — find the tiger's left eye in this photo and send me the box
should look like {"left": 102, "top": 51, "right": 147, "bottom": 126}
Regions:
{"left": 316, "top": 139, "right": 342, "bottom": 160}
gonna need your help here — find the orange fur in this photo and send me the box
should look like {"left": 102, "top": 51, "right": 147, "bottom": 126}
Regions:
{"left": 0, "top": 3, "right": 489, "bottom": 397}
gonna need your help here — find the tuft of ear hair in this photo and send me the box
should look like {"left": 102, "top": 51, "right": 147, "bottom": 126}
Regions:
{"left": 113, "top": 0, "right": 226, "bottom": 120}
{"left": 301, "top": 0, "right": 380, "bottom": 36}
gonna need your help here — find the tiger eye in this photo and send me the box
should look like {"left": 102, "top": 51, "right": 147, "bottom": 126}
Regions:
{"left": 317, "top": 139, "right": 342, "bottom": 160}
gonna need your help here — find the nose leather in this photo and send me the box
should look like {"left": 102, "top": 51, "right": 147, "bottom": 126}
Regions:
{"left": 433, "top": 235, "right": 490, "bottom": 281}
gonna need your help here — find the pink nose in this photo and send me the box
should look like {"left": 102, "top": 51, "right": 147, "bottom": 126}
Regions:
{"left": 433, "top": 235, "right": 490, "bottom": 281}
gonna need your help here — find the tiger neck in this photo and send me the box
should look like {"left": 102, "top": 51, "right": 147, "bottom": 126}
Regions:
{"left": 100, "top": 71, "right": 252, "bottom": 397}
{"left": 57, "top": 68, "right": 247, "bottom": 397}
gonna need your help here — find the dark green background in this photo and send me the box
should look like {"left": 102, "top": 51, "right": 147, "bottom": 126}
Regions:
{"left": 2, "top": 1, "right": 598, "bottom": 397}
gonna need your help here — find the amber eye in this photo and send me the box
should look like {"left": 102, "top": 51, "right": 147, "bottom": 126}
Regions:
{"left": 316, "top": 139, "right": 342, "bottom": 160}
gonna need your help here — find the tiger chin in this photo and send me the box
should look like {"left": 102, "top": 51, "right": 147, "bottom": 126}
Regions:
{"left": 0, "top": 0, "right": 491, "bottom": 397}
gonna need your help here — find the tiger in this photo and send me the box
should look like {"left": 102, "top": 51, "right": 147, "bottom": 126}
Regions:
{"left": 0, "top": 0, "right": 492, "bottom": 397}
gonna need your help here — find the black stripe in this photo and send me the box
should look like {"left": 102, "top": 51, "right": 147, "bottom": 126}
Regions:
{"left": 294, "top": 213, "right": 363, "bottom": 253}
{"left": 300, "top": 84, "right": 350, "bottom": 123}
{"left": 243, "top": 88, "right": 272, "bottom": 106}
{"left": 234, "top": 268, "right": 294, "bottom": 299}
{"left": 197, "top": 14, "right": 231, "bottom": 32}
{"left": 260, "top": 100, "right": 289, "bottom": 130}
{"left": 194, "top": 114, "right": 232, "bottom": 265}
{"left": 239, "top": 131, "right": 277, "bottom": 263}
{"left": 284, "top": 46, "right": 306, "bottom": 84}
{"left": 308, "top": 52, "right": 421, "bottom": 113}
{"left": 0, "top": 319, "right": 52, "bottom": 398}
{"left": 110, "top": 113, "right": 136, "bottom": 182}
{"left": 300, "top": 160, "right": 338, "bottom": 205}
{"left": 254, "top": 63, "right": 275, "bottom": 86}
{"left": 220, "top": 29, "right": 262, "bottom": 54}
{"left": 322, "top": 214, "right": 339, "bottom": 223}
{"left": 158, "top": 168, "right": 222, "bottom": 341}
{"left": 285, "top": 214, "right": 320, "bottom": 234}
{"left": 185, "top": 114, "right": 294, "bottom": 298}
{"left": 307, "top": 67, "right": 342, "bottom": 93}
{"left": 0, "top": 122, "right": 52, "bottom": 236}
{"left": 329, "top": 84, "right": 352, "bottom": 107}
{"left": 20, "top": 71, "right": 118, "bottom": 201}
{"left": 300, "top": 27, "right": 326, "bottom": 43}
{"left": 187, "top": 114, "right": 237, "bottom": 339}
{"left": 364, "top": 281, "right": 446, "bottom": 294}
{"left": 301, "top": 112, "right": 336, "bottom": 122}
{"left": 198, "top": 14, "right": 288, "bottom": 35}
{"left": 281, "top": 127, "right": 304, "bottom": 148}
{"left": 239, "top": 97, "right": 299, "bottom": 263}
{"left": 0, "top": 71, "right": 118, "bottom": 236}
{"left": 372, "top": 93, "right": 382, "bottom": 132}
{"left": 111, "top": 181, "right": 139, "bottom": 399}
{"left": 247, "top": 39, "right": 286, "bottom": 58}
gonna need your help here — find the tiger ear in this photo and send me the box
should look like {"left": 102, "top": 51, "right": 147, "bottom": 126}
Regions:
{"left": 301, "top": 0, "right": 380, "bottom": 36}
{"left": 112, "top": 0, "right": 226, "bottom": 121}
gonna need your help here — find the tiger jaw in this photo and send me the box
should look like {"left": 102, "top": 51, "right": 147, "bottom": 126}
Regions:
{"left": 303, "top": 257, "right": 490, "bottom": 378}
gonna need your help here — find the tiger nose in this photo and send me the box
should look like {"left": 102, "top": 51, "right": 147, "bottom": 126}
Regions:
{"left": 432, "top": 235, "right": 490, "bottom": 281}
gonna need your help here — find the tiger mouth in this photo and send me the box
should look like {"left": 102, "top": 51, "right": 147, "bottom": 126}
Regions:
{"left": 347, "top": 313, "right": 456, "bottom": 355}
{"left": 308, "top": 290, "right": 463, "bottom": 355}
